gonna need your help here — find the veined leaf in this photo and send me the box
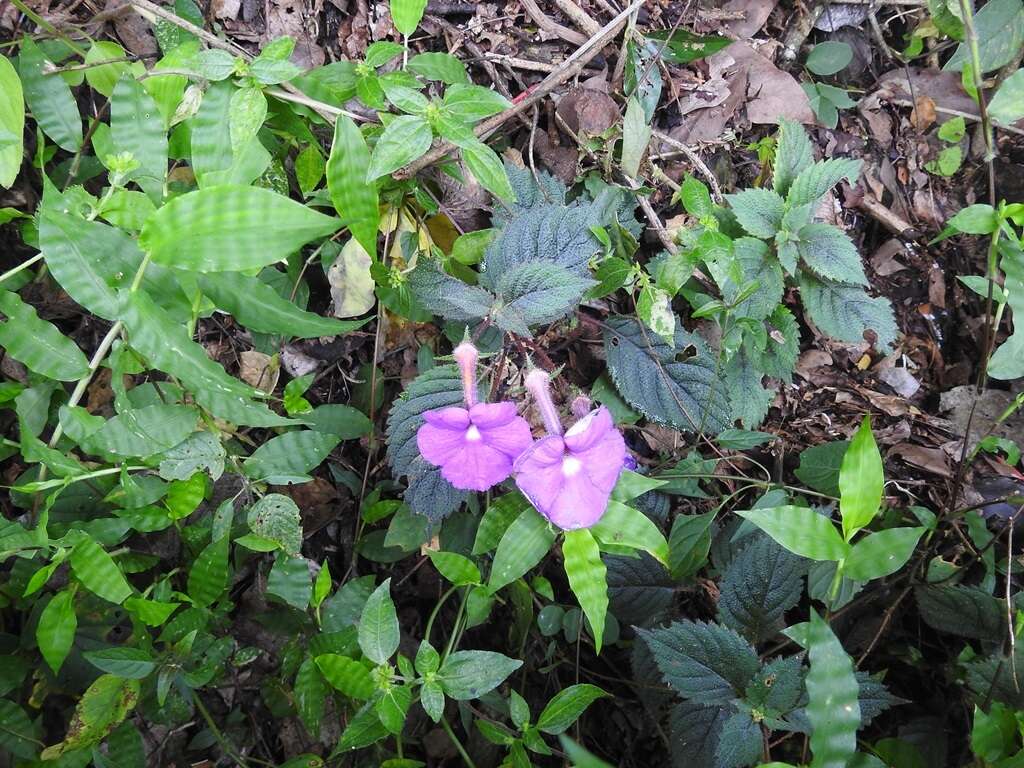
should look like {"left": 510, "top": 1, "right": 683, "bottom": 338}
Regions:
{"left": 358, "top": 578, "right": 399, "bottom": 665}
{"left": 390, "top": 0, "right": 428, "bottom": 34}
{"left": 787, "top": 158, "right": 862, "bottom": 207}
{"left": 838, "top": 417, "right": 883, "bottom": 540}
{"left": 83, "top": 404, "right": 198, "bottom": 458}
{"left": 427, "top": 550, "right": 481, "bottom": 586}
{"left": 536, "top": 684, "right": 608, "bottom": 735}
{"left": 294, "top": 658, "right": 328, "bottom": 735}
{"left": 489, "top": 507, "right": 556, "bottom": 592}
{"left": 843, "top": 527, "right": 923, "bottom": 581}
{"left": 461, "top": 140, "right": 515, "bottom": 201}
{"left": 798, "top": 224, "right": 868, "bottom": 285}
{"left": 737, "top": 506, "right": 849, "bottom": 561}
{"left": 563, "top": 528, "right": 610, "bottom": 652}
{"left": 366, "top": 115, "right": 433, "bottom": 181}
{"left": 492, "top": 261, "right": 595, "bottom": 334}
{"left": 189, "top": 80, "right": 270, "bottom": 187}
{"left": 17, "top": 38, "right": 82, "bottom": 152}
{"left": 0, "top": 290, "right": 88, "bottom": 381}
{"left": 437, "top": 650, "right": 522, "bottom": 700}
{"left": 199, "top": 271, "right": 364, "bottom": 338}
{"left": 83, "top": 41, "right": 133, "bottom": 97}
{"left": 327, "top": 115, "right": 379, "bottom": 258}
{"left": 589, "top": 500, "right": 669, "bottom": 565}
{"left": 188, "top": 530, "right": 230, "bottom": 608}
{"left": 139, "top": 185, "right": 341, "bottom": 271}
{"left": 474, "top": 492, "right": 531, "bottom": 555}
{"left": 39, "top": 675, "right": 140, "bottom": 760}
{"left": 111, "top": 75, "right": 168, "bottom": 200}
{"left": 0, "top": 55, "right": 24, "bottom": 188}
{"left": 70, "top": 537, "right": 133, "bottom": 604}
{"left": 726, "top": 188, "right": 785, "bottom": 238}
{"left": 38, "top": 589, "right": 77, "bottom": 674}
{"left": 408, "top": 52, "right": 468, "bottom": 84}
{"left": 316, "top": 654, "right": 375, "bottom": 699}
{"left": 442, "top": 84, "right": 510, "bottom": 123}
{"left": 82, "top": 647, "right": 156, "bottom": 679}
{"left": 247, "top": 494, "right": 303, "bottom": 555}
{"left": 799, "top": 271, "right": 898, "bottom": 349}
{"left": 718, "top": 533, "right": 805, "bottom": 642}
{"left": 406, "top": 260, "right": 494, "bottom": 323}
{"left": 242, "top": 430, "right": 341, "bottom": 482}
{"left": 773, "top": 118, "right": 814, "bottom": 197}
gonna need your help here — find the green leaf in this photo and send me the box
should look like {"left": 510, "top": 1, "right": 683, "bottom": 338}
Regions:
{"left": 794, "top": 440, "right": 848, "bottom": 496}
{"left": 437, "top": 650, "right": 522, "bottom": 700}
{"left": 366, "top": 115, "right": 433, "bottom": 181}
{"left": 787, "top": 158, "right": 862, "bottom": 207}
{"left": 989, "top": 68, "right": 1024, "bottom": 125}
{"left": 295, "top": 143, "right": 325, "bottom": 197}
{"left": 948, "top": 203, "right": 999, "bottom": 234}
{"left": 70, "top": 537, "right": 133, "bottom": 604}
{"left": 0, "top": 55, "right": 24, "bottom": 188}
{"left": 38, "top": 589, "right": 77, "bottom": 673}
{"left": 563, "top": 528, "right": 610, "bottom": 652}
{"left": 83, "top": 41, "right": 132, "bottom": 97}
{"left": 621, "top": 96, "right": 650, "bottom": 178}
{"left": 407, "top": 259, "right": 494, "bottom": 323}
{"left": 17, "top": 37, "right": 82, "bottom": 152}
{"left": 773, "top": 119, "right": 814, "bottom": 197}
{"left": 247, "top": 493, "right": 303, "bottom": 554}
{"left": 294, "top": 658, "right": 328, "bottom": 736}
{"left": 715, "top": 711, "right": 764, "bottom": 768}
{"left": 40, "top": 675, "right": 140, "bottom": 760}
{"left": 488, "top": 507, "right": 556, "bottom": 592}
{"left": 806, "top": 41, "right": 853, "bottom": 75}
{"left": 188, "top": 79, "right": 270, "bottom": 187}
{"left": 267, "top": 553, "right": 312, "bottom": 610}
{"left": 797, "top": 223, "right": 867, "bottom": 285}
{"left": 668, "top": 511, "right": 715, "bottom": 580}
{"left": 111, "top": 75, "right": 168, "bottom": 199}
{"left": 474, "top": 492, "right": 531, "bottom": 554}
{"left": 427, "top": 550, "right": 481, "bottom": 585}
{"left": 139, "top": 185, "right": 340, "bottom": 271}
{"left": 327, "top": 115, "right": 379, "bottom": 258}
{"left": 737, "top": 506, "right": 849, "bottom": 561}
{"left": 0, "top": 700, "right": 39, "bottom": 759}
{"left": 491, "top": 261, "right": 595, "bottom": 334}
{"left": 536, "top": 684, "right": 608, "bottom": 735}
{"left": 358, "top": 578, "right": 399, "bottom": 665}
{"left": 914, "top": 584, "right": 1006, "bottom": 640}
{"left": 442, "top": 84, "right": 510, "bottom": 122}
{"left": 159, "top": 431, "right": 226, "bottom": 481}
{"left": 408, "top": 52, "right": 468, "bottom": 84}
{"left": 337, "top": 702, "right": 389, "bottom": 751}
{"left": 84, "top": 404, "right": 198, "bottom": 458}
{"left": 83, "top": 647, "right": 156, "bottom": 679}
{"left": 375, "top": 684, "right": 412, "bottom": 734}
{"left": 945, "top": 0, "right": 1024, "bottom": 73}
{"left": 838, "top": 416, "right": 883, "bottom": 540}
{"left": 726, "top": 188, "right": 786, "bottom": 238}
{"left": 797, "top": 611, "right": 860, "bottom": 768}
{"left": 645, "top": 28, "right": 731, "bottom": 64}
{"left": 589, "top": 500, "right": 669, "bottom": 565}
{"left": 639, "top": 619, "right": 760, "bottom": 703}
{"left": 243, "top": 430, "right": 341, "bottom": 482}
{"left": 0, "top": 290, "right": 88, "bottom": 380}
{"left": 188, "top": 529, "right": 230, "bottom": 608}
{"left": 603, "top": 316, "right": 731, "bottom": 435}
{"left": 390, "top": 0, "right": 428, "bottom": 34}
{"left": 799, "top": 271, "right": 898, "bottom": 349}
{"left": 461, "top": 140, "right": 516, "bottom": 201}
{"left": 843, "top": 527, "right": 923, "bottom": 581}
{"left": 718, "top": 533, "right": 805, "bottom": 642}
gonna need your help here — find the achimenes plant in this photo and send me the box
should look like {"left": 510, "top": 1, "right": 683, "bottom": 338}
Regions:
{"left": 737, "top": 416, "right": 928, "bottom": 603}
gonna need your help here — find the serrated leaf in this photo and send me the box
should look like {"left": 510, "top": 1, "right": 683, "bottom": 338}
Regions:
{"left": 839, "top": 417, "right": 883, "bottom": 539}
{"left": 536, "top": 684, "right": 608, "bottom": 735}
{"left": 0, "top": 290, "right": 88, "bottom": 381}
{"left": 438, "top": 650, "right": 522, "bottom": 700}
{"left": 407, "top": 260, "right": 494, "bottom": 323}
{"left": 70, "top": 537, "right": 133, "bottom": 604}
{"left": 366, "top": 115, "right": 433, "bottom": 181}
{"left": 489, "top": 506, "right": 556, "bottom": 592}
{"left": 243, "top": 430, "right": 341, "bottom": 482}
{"left": 669, "top": 700, "right": 729, "bottom": 768}
{"left": 17, "top": 38, "right": 82, "bottom": 152}
{"left": 38, "top": 589, "right": 77, "bottom": 674}
{"left": 563, "top": 528, "right": 609, "bottom": 652}
{"left": 787, "top": 158, "right": 862, "bottom": 207}
{"left": 359, "top": 578, "right": 399, "bottom": 664}
{"left": 606, "top": 553, "right": 674, "bottom": 629}
{"left": 493, "top": 261, "right": 595, "bottom": 334}
{"left": 773, "top": 119, "right": 814, "bottom": 198}
{"left": 719, "top": 237, "right": 783, "bottom": 321}
{"left": 727, "top": 188, "right": 786, "bottom": 238}
{"left": 639, "top": 620, "right": 760, "bottom": 703}
{"left": 797, "top": 224, "right": 867, "bottom": 285}
{"left": 736, "top": 506, "right": 848, "bottom": 561}
{"left": 725, "top": 344, "right": 773, "bottom": 430}
{"left": 327, "top": 115, "right": 379, "bottom": 257}
{"left": 758, "top": 305, "right": 800, "bottom": 382}
{"left": 915, "top": 584, "right": 1006, "bottom": 640}
{"left": 718, "top": 534, "right": 805, "bottom": 642}
{"left": 0, "top": 55, "right": 24, "bottom": 188}
{"left": 247, "top": 494, "right": 303, "bottom": 555}
{"left": 603, "top": 316, "right": 731, "bottom": 435}
{"left": 714, "top": 711, "right": 763, "bottom": 768}
{"left": 111, "top": 75, "right": 168, "bottom": 200}
{"left": 139, "top": 185, "right": 340, "bottom": 271}
{"left": 800, "top": 611, "right": 860, "bottom": 768}
{"left": 799, "top": 271, "right": 898, "bottom": 349}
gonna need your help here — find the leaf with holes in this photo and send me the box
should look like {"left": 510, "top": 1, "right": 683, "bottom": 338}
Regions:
{"left": 247, "top": 494, "right": 303, "bottom": 555}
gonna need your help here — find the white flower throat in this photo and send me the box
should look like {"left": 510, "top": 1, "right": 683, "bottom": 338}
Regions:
{"left": 562, "top": 456, "right": 582, "bottom": 477}
{"left": 465, "top": 425, "right": 482, "bottom": 442}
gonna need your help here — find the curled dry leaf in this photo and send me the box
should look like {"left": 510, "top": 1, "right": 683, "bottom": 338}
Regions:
{"left": 329, "top": 239, "right": 377, "bottom": 319}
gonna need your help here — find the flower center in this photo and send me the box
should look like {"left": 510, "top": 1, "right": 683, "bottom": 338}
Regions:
{"left": 562, "top": 456, "right": 582, "bottom": 477}
{"left": 465, "top": 425, "right": 483, "bottom": 442}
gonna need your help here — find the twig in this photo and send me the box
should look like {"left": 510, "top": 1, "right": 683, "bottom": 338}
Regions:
{"left": 650, "top": 130, "right": 722, "bottom": 203}
{"left": 855, "top": 192, "right": 917, "bottom": 236}
{"left": 393, "top": 0, "right": 645, "bottom": 180}
{"left": 519, "top": 0, "right": 587, "bottom": 44}
{"left": 551, "top": 0, "right": 602, "bottom": 37}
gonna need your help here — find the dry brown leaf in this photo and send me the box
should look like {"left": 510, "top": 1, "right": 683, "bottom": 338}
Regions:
{"left": 721, "top": 0, "right": 777, "bottom": 37}
{"left": 719, "top": 42, "right": 815, "bottom": 125}
{"left": 265, "top": 0, "right": 325, "bottom": 68}
{"left": 239, "top": 350, "right": 280, "bottom": 393}
{"left": 890, "top": 442, "right": 952, "bottom": 477}
{"left": 910, "top": 95, "right": 937, "bottom": 132}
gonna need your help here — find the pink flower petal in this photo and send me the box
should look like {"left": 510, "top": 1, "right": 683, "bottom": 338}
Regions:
{"left": 441, "top": 442, "right": 516, "bottom": 491}
{"left": 479, "top": 415, "right": 534, "bottom": 460}
{"left": 469, "top": 401, "right": 519, "bottom": 428}
{"left": 563, "top": 407, "right": 615, "bottom": 453}
{"left": 422, "top": 407, "right": 470, "bottom": 429}
{"left": 417, "top": 420, "right": 471, "bottom": 467}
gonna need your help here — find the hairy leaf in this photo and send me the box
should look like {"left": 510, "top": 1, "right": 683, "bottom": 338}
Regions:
{"left": 798, "top": 224, "right": 868, "bottom": 285}
{"left": 787, "top": 158, "right": 862, "bottom": 207}
{"left": 727, "top": 188, "right": 786, "bottom": 238}
{"left": 718, "top": 533, "right": 805, "bottom": 642}
{"left": 493, "top": 261, "right": 596, "bottom": 335}
{"left": 799, "top": 272, "right": 898, "bottom": 349}
{"left": 407, "top": 260, "right": 494, "bottom": 323}
{"left": 669, "top": 700, "right": 729, "bottom": 768}
{"left": 714, "top": 711, "right": 763, "bottom": 768}
{"left": 773, "top": 119, "right": 815, "bottom": 197}
{"left": 915, "top": 584, "right": 1006, "bottom": 641}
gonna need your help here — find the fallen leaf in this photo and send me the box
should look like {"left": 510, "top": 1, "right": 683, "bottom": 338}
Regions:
{"left": 795, "top": 349, "right": 834, "bottom": 379}
{"left": 910, "top": 95, "right": 937, "bottom": 131}
{"left": 722, "top": 0, "right": 777, "bottom": 37}
{"left": 328, "top": 239, "right": 376, "bottom": 318}
{"left": 721, "top": 42, "right": 815, "bottom": 124}
{"left": 890, "top": 442, "right": 952, "bottom": 477}
{"left": 879, "top": 366, "right": 921, "bottom": 398}
{"left": 239, "top": 350, "right": 280, "bottom": 393}
{"left": 265, "top": 0, "right": 325, "bottom": 69}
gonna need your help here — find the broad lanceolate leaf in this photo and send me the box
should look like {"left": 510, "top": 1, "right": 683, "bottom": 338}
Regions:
{"left": 366, "top": 115, "right": 433, "bottom": 181}
{"left": 17, "top": 38, "right": 82, "bottom": 152}
{"left": 199, "top": 271, "right": 362, "bottom": 339}
{"left": 536, "top": 684, "right": 609, "bottom": 735}
{"left": 797, "top": 224, "right": 867, "bottom": 285}
{"left": 294, "top": 658, "right": 328, "bottom": 735}
{"left": 462, "top": 139, "right": 516, "bottom": 201}
{"left": 915, "top": 584, "right": 1007, "bottom": 641}
{"left": 989, "top": 68, "right": 1024, "bottom": 126}
{"left": 489, "top": 507, "right": 557, "bottom": 592}
{"left": 327, "top": 115, "right": 379, "bottom": 257}
{"left": 838, "top": 416, "right": 883, "bottom": 540}
{"left": 188, "top": 512, "right": 231, "bottom": 608}
{"left": 39, "top": 675, "right": 140, "bottom": 760}
{"left": 38, "top": 589, "right": 77, "bottom": 673}
{"left": 139, "top": 185, "right": 340, "bottom": 271}
{"left": 563, "top": 528, "right": 610, "bottom": 652}
{"left": 0, "top": 290, "right": 88, "bottom": 381}
{"left": 390, "top": 0, "right": 428, "bottom": 34}
{"left": 787, "top": 158, "right": 862, "bottom": 207}
{"left": 737, "top": 506, "right": 849, "bottom": 561}
{"left": 70, "top": 537, "right": 133, "bottom": 604}
{"left": 189, "top": 80, "right": 270, "bottom": 187}
{"left": 843, "top": 527, "right": 923, "bottom": 581}
{"left": 427, "top": 550, "right": 480, "bottom": 585}
{"left": 773, "top": 119, "right": 814, "bottom": 198}
{"left": 437, "top": 650, "right": 522, "bottom": 700}
{"left": 589, "top": 500, "right": 669, "bottom": 565}
{"left": 408, "top": 52, "right": 469, "bottom": 84}
{"left": 639, "top": 620, "right": 760, "bottom": 704}
{"left": 0, "top": 55, "right": 24, "bottom": 188}
{"left": 603, "top": 316, "right": 731, "bottom": 435}
{"left": 795, "top": 611, "right": 861, "bottom": 768}
{"left": 944, "top": 0, "right": 1024, "bottom": 73}
{"left": 358, "top": 578, "right": 399, "bottom": 665}
{"left": 799, "top": 272, "right": 898, "bottom": 349}
{"left": 726, "top": 188, "right": 786, "bottom": 238}
{"left": 242, "top": 430, "right": 341, "bottom": 482}
{"left": 718, "top": 534, "right": 805, "bottom": 642}
{"left": 82, "top": 647, "right": 156, "bottom": 679}
{"left": 111, "top": 75, "right": 168, "bottom": 199}
{"left": 83, "top": 404, "right": 197, "bottom": 458}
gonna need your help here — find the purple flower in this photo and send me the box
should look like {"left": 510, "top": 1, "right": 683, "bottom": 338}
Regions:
{"left": 514, "top": 370, "right": 626, "bottom": 530}
{"left": 416, "top": 341, "right": 533, "bottom": 492}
